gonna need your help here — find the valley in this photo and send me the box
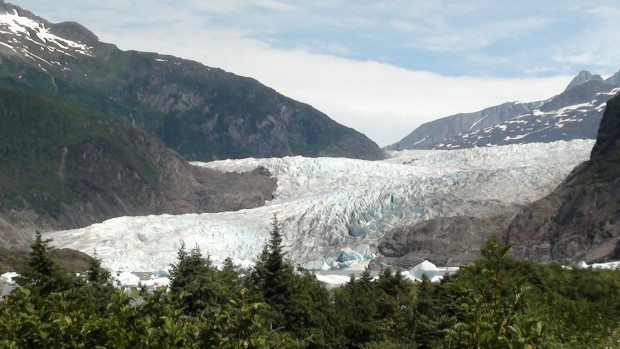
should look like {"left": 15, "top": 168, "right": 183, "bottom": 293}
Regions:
{"left": 1, "top": 2, "right": 620, "bottom": 347}
{"left": 46, "top": 140, "right": 594, "bottom": 272}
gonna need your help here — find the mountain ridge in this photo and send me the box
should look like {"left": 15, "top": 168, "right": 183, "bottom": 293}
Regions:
{"left": 385, "top": 100, "right": 542, "bottom": 151}
{"left": 388, "top": 69, "right": 620, "bottom": 151}
{"left": 0, "top": 2, "right": 386, "bottom": 161}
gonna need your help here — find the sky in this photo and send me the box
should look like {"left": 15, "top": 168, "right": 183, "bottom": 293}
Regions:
{"left": 9, "top": 1, "right": 620, "bottom": 146}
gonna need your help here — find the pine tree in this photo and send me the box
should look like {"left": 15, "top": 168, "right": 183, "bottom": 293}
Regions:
{"left": 262, "top": 215, "right": 293, "bottom": 307}
{"left": 16, "top": 231, "right": 70, "bottom": 295}
{"left": 252, "top": 215, "right": 339, "bottom": 346}
{"left": 169, "top": 242, "right": 223, "bottom": 315}
{"left": 85, "top": 251, "right": 110, "bottom": 286}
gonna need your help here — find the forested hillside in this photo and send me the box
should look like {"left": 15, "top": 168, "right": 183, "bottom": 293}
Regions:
{"left": 0, "top": 4, "right": 386, "bottom": 161}
{"left": 0, "top": 84, "right": 276, "bottom": 250}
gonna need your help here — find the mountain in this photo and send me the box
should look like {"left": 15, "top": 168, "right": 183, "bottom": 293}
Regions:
{"left": 606, "top": 70, "right": 620, "bottom": 86}
{"left": 0, "top": 85, "right": 276, "bottom": 251}
{"left": 432, "top": 80, "right": 619, "bottom": 149}
{"left": 0, "top": 3, "right": 385, "bottom": 161}
{"left": 385, "top": 101, "right": 542, "bottom": 150}
{"left": 565, "top": 70, "right": 603, "bottom": 91}
{"left": 388, "top": 70, "right": 620, "bottom": 151}
{"left": 504, "top": 94, "right": 620, "bottom": 264}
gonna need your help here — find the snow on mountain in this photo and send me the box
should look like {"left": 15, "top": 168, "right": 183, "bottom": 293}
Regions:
{"left": 0, "top": 7, "right": 91, "bottom": 70}
{"left": 46, "top": 140, "right": 594, "bottom": 272}
{"left": 435, "top": 82, "right": 619, "bottom": 149}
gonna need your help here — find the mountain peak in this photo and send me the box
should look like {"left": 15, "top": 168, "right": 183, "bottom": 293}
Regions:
{"left": 605, "top": 70, "right": 620, "bottom": 87}
{"left": 50, "top": 21, "right": 99, "bottom": 45}
{"left": 0, "top": 1, "right": 386, "bottom": 161}
{"left": 0, "top": 5, "right": 93, "bottom": 60}
{"left": 565, "top": 70, "right": 603, "bottom": 91}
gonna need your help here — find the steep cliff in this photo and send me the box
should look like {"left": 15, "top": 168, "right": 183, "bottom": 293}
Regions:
{"left": 504, "top": 94, "right": 620, "bottom": 263}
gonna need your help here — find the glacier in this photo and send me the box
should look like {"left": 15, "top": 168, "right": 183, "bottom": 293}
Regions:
{"left": 47, "top": 140, "right": 595, "bottom": 272}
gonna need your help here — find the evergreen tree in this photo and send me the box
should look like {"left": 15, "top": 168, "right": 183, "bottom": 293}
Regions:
{"left": 252, "top": 215, "right": 294, "bottom": 311}
{"left": 440, "top": 237, "right": 544, "bottom": 348}
{"left": 334, "top": 270, "right": 383, "bottom": 347}
{"left": 262, "top": 215, "right": 293, "bottom": 307}
{"left": 85, "top": 251, "right": 111, "bottom": 286}
{"left": 251, "top": 215, "right": 340, "bottom": 346}
{"left": 16, "top": 231, "right": 71, "bottom": 295}
{"left": 169, "top": 242, "right": 222, "bottom": 315}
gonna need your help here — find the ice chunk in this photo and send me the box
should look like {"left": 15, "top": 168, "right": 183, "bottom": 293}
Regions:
{"left": 112, "top": 271, "right": 141, "bottom": 287}
{"left": 0, "top": 272, "right": 19, "bottom": 285}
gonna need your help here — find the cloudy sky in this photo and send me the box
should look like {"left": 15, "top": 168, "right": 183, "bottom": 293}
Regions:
{"left": 10, "top": 0, "right": 620, "bottom": 146}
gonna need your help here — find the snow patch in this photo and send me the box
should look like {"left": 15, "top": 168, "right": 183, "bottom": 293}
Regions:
{"left": 0, "top": 9, "right": 92, "bottom": 65}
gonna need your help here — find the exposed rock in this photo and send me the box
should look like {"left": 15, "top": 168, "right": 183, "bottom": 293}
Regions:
{"left": 389, "top": 70, "right": 619, "bottom": 152}
{"left": 372, "top": 214, "right": 514, "bottom": 269}
{"left": 504, "top": 94, "right": 620, "bottom": 263}
{"left": 606, "top": 70, "right": 620, "bottom": 86}
{"left": 565, "top": 70, "right": 603, "bottom": 91}
{"left": 386, "top": 101, "right": 541, "bottom": 150}
{"left": 0, "top": 245, "right": 93, "bottom": 274}
{"left": 432, "top": 80, "right": 618, "bottom": 149}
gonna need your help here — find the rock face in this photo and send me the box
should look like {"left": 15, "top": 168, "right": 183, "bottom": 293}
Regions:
{"left": 504, "top": 94, "right": 620, "bottom": 263}
{"left": 606, "top": 70, "right": 620, "bottom": 86}
{"left": 0, "top": 3, "right": 385, "bottom": 161}
{"left": 0, "top": 86, "right": 276, "bottom": 251}
{"left": 372, "top": 214, "right": 515, "bottom": 269}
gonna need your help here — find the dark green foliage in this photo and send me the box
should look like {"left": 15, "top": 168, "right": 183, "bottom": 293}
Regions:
{"left": 169, "top": 243, "right": 229, "bottom": 315}
{"left": 439, "top": 237, "right": 545, "bottom": 348}
{"left": 0, "top": 84, "right": 159, "bottom": 214}
{"left": 84, "top": 253, "right": 110, "bottom": 286}
{"left": 0, "top": 47, "right": 386, "bottom": 162}
{"left": 15, "top": 231, "right": 73, "bottom": 296}
{"left": 254, "top": 215, "right": 293, "bottom": 310}
{"left": 333, "top": 269, "right": 419, "bottom": 348}
{"left": 2, "top": 235, "right": 620, "bottom": 348}
{"left": 250, "top": 215, "right": 338, "bottom": 347}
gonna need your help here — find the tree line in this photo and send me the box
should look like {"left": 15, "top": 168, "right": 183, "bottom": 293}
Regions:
{"left": 1, "top": 217, "right": 620, "bottom": 348}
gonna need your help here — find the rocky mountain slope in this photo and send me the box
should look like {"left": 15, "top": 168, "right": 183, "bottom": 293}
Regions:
{"left": 389, "top": 70, "right": 619, "bottom": 150}
{"left": 504, "top": 94, "right": 620, "bottom": 264}
{"left": 433, "top": 80, "right": 619, "bottom": 149}
{"left": 0, "top": 2, "right": 385, "bottom": 161}
{"left": 0, "top": 85, "right": 276, "bottom": 251}
{"left": 386, "top": 101, "right": 542, "bottom": 150}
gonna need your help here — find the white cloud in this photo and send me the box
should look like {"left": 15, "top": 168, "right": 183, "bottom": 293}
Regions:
{"left": 184, "top": 0, "right": 297, "bottom": 14}
{"left": 409, "top": 17, "right": 551, "bottom": 53}
{"left": 551, "top": 4, "right": 620, "bottom": 71}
